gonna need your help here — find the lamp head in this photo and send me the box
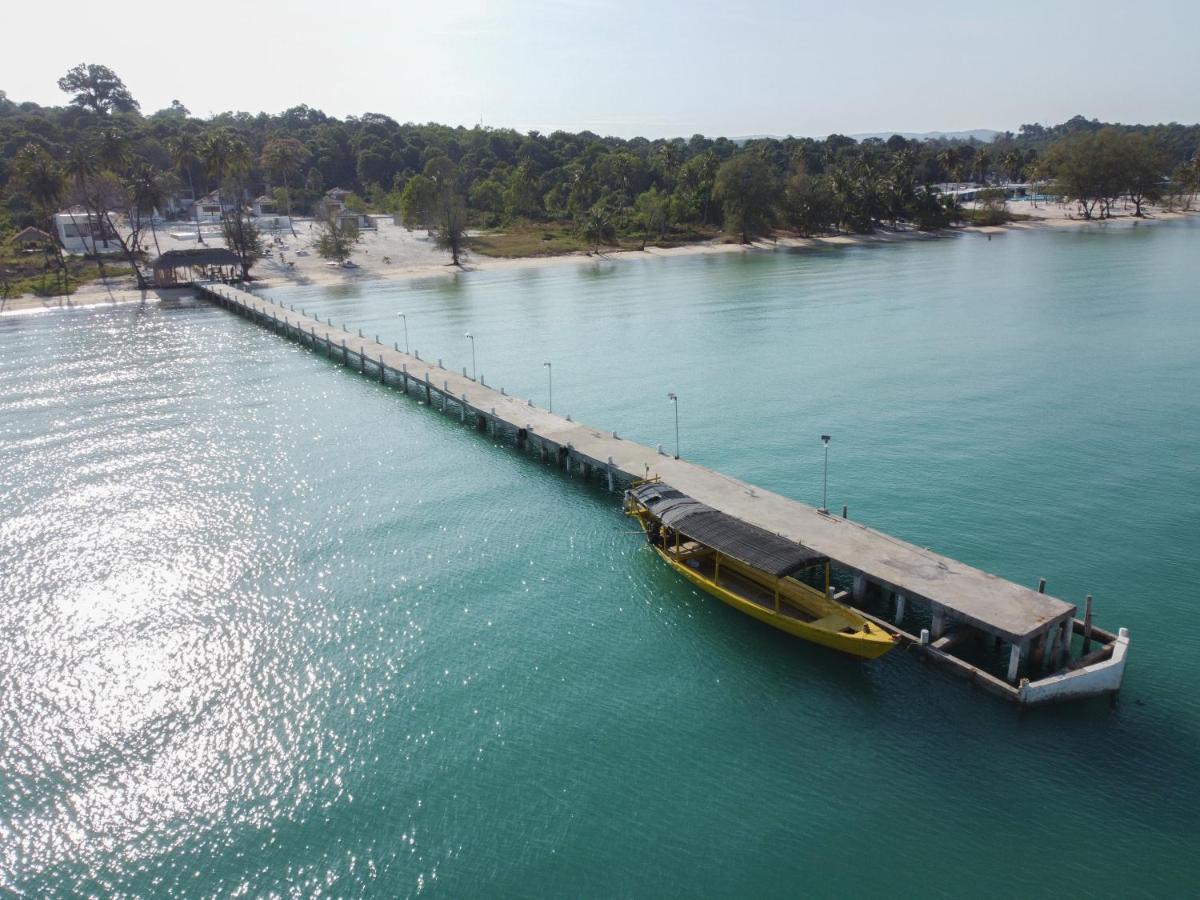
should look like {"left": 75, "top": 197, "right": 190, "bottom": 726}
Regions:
{"left": 544, "top": 361, "right": 551, "bottom": 368}
{"left": 821, "top": 434, "right": 831, "bottom": 445}
{"left": 464, "top": 332, "right": 473, "bottom": 339}
{"left": 668, "top": 392, "right": 677, "bottom": 401}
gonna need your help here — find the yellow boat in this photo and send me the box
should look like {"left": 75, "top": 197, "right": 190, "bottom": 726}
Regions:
{"left": 626, "top": 480, "right": 897, "bottom": 659}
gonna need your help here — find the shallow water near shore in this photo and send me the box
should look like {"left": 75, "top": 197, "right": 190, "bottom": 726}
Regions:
{"left": 2, "top": 220, "right": 1198, "bottom": 896}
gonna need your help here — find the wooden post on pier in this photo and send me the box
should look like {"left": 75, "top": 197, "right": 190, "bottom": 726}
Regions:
{"left": 1083, "top": 595, "right": 1094, "bottom": 653}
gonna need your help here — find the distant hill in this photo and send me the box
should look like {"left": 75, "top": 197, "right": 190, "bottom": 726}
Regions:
{"left": 732, "top": 129, "right": 1001, "bottom": 144}
{"left": 850, "top": 129, "right": 1000, "bottom": 143}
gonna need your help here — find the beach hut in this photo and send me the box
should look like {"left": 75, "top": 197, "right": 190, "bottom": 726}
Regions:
{"left": 152, "top": 248, "right": 241, "bottom": 286}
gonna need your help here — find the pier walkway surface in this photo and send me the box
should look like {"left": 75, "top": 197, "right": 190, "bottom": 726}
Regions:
{"left": 200, "top": 283, "right": 1096, "bottom": 698}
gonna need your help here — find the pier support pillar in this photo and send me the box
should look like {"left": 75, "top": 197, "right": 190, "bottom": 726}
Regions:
{"left": 894, "top": 593, "right": 906, "bottom": 624}
{"left": 1056, "top": 618, "right": 1072, "bottom": 667}
{"left": 1083, "top": 595, "right": 1094, "bottom": 653}
{"left": 424, "top": 377, "right": 431, "bottom": 405}
{"left": 852, "top": 574, "right": 866, "bottom": 603}
{"left": 1007, "top": 643, "right": 1023, "bottom": 684}
{"left": 1033, "top": 630, "right": 1048, "bottom": 672}
{"left": 931, "top": 606, "right": 946, "bottom": 641}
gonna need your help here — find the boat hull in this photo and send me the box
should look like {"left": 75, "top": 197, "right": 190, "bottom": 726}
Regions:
{"left": 652, "top": 544, "right": 896, "bottom": 659}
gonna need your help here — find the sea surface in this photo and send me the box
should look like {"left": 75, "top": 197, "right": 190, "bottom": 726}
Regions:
{"left": 2, "top": 220, "right": 1198, "bottom": 897}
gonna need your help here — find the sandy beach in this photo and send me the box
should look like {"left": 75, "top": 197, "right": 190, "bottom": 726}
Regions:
{"left": 4, "top": 203, "right": 1195, "bottom": 315}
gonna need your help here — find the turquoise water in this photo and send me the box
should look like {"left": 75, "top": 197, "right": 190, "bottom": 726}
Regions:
{"left": 2, "top": 221, "right": 1198, "bottom": 896}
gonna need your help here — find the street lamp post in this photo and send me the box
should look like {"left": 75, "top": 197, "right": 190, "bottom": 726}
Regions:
{"left": 668, "top": 392, "right": 680, "bottom": 459}
{"left": 820, "top": 434, "right": 831, "bottom": 513}
{"left": 544, "top": 361, "right": 553, "bottom": 413}
{"left": 464, "top": 332, "right": 476, "bottom": 380}
{"left": 397, "top": 312, "right": 408, "bottom": 354}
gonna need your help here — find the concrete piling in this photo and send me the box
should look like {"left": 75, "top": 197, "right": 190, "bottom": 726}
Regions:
{"left": 1083, "top": 594, "right": 1094, "bottom": 653}
{"left": 1007, "top": 643, "right": 1023, "bottom": 682}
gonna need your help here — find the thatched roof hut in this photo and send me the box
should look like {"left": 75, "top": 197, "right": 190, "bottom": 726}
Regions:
{"left": 152, "top": 248, "right": 241, "bottom": 286}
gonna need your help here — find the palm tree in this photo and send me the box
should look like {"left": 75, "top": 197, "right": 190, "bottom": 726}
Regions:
{"left": 201, "top": 129, "right": 252, "bottom": 230}
{"left": 95, "top": 129, "right": 130, "bottom": 176}
{"left": 128, "top": 163, "right": 167, "bottom": 256}
{"left": 63, "top": 143, "right": 103, "bottom": 262}
{"left": 260, "top": 136, "right": 310, "bottom": 236}
{"left": 12, "top": 143, "right": 69, "bottom": 299}
{"left": 168, "top": 131, "right": 203, "bottom": 243}
{"left": 936, "top": 146, "right": 960, "bottom": 205}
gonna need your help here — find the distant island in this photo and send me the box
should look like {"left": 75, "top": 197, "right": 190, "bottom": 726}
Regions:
{"left": 2, "top": 63, "right": 1198, "bottom": 304}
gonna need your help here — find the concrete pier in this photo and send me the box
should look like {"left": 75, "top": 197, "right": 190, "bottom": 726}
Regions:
{"left": 199, "top": 283, "right": 1127, "bottom": 705}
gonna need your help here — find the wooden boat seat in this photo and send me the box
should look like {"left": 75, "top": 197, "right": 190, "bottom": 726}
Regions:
{"left": 808, "top": 613, "right": 858, "bottom": 634}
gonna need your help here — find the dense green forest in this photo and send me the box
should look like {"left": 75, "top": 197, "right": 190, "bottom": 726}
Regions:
{"left": 2, "top": 63, "right": 1199, "bottom": 283}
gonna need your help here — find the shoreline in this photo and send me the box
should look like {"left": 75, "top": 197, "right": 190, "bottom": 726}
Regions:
{"left": 4, "top": 205, "right": 1196, "bottom": 317}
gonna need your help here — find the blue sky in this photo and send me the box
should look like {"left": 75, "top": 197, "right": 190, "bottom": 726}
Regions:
{"left": 4, "top": 0, "right": 1197, "bottom": 137}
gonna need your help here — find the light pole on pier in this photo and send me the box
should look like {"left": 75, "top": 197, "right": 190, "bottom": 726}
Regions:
{"left": 668, "top": 392, "right": 680, "bottom": 459}
{"left": 544, "top": 361, "right": 553, "bottom": 413}
{"left": 465, "top": 332, "right": 476, "bottom": 381}
{"left": 820, "top": 434, "right": 831, "bottom": 514}
{"left": 397, "top": 312, "right": 409, "bottom": 354}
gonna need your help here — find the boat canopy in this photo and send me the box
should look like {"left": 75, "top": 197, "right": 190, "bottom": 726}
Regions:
{"left": 630, "top": 482, "right": 827, "bottom": 578}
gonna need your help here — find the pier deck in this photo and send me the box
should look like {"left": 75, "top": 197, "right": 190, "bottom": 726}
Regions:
{"left": 199, "top": 283, "right": 1122, "bottom": 702}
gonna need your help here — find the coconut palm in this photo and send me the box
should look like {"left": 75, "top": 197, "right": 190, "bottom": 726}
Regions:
{"left": 63, "top": 143, "right": 103, "bottom": 259}
{"left": 12, "top": 143, "right": 70, "bottom": 299}
{"left": 168, "top": 131, "right": 204, "bottom": 243}
{"left": 260, "top": 136, "right": 310, "bottom": 236}
{"left": 201, "top": 129, "right": 252, "bottom": 231}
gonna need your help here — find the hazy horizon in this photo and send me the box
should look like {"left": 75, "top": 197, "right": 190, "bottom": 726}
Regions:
{"left": 4, "top": 0, "right": 1198, "bottom": 140}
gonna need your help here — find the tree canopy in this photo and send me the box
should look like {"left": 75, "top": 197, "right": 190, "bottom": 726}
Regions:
{"left": 56, "top": 63, "right": 140, "bottom": 115}
{"left": 2, "top": 66, "right": 1197, "bottom": 255}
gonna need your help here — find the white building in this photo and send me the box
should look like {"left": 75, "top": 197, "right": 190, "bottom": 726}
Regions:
{"left": 191, "top": 190, "right": 227, "bottom": 223}
{"left": 54, "top": 209, "right": 121, "bottom": 255}
{"left": 252, "top": 195, "right": 278, "bottom": 216}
